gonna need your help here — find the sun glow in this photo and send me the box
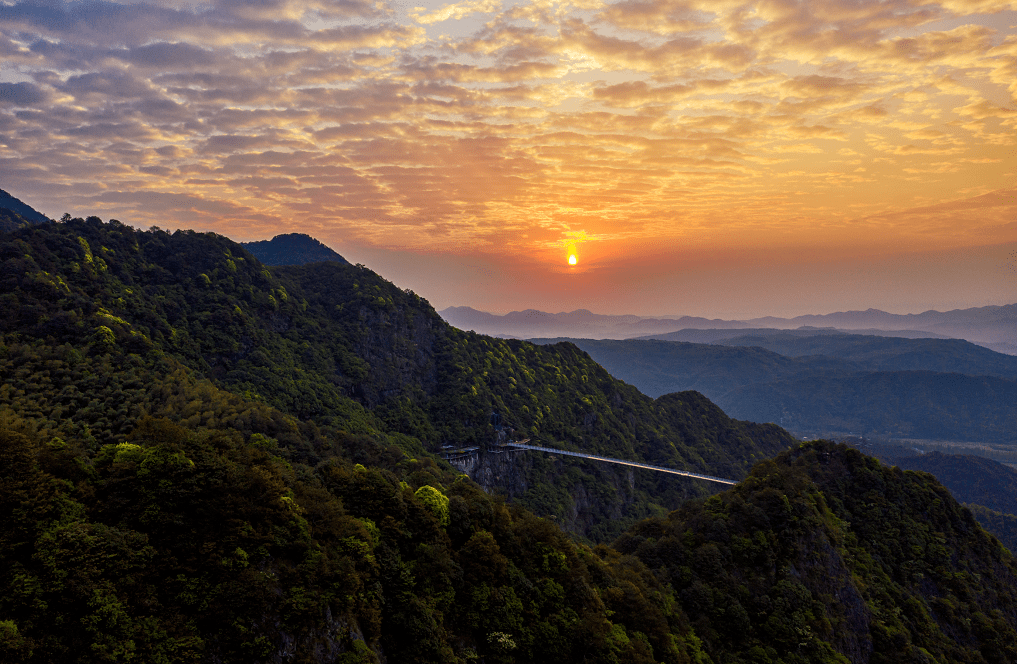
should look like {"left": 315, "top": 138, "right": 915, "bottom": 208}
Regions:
{"left": 568, "top": 254, "right": 577, "bottom": 265}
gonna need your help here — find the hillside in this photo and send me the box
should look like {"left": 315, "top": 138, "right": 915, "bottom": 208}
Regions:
{"left": 0, "top": 217, "right": 795, "bottom": 543}
{"left": 890, "top": 452, "right": 1017, "bottom": 516}
{"left": 241, "top": 233, "right": 350, "bottom": 266}
{"left": 533, "top": 337, "right": 1017, "bottom": 442}
{"left": 4, "top": 218, "right": 1017, "bottom": 662}
{"left": 616, "top": 441, "right": 1017, "bottom": 664}
{"left": 0, "top": 189, "right": 51, "bottom": 233}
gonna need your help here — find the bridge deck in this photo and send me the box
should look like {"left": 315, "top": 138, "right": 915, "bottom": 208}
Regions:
{"left": 500, "top": 442, "right": 737, "bottom": 486}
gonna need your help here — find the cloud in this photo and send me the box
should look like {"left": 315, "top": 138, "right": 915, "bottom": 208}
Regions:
{"left": 0, "top": 81, "right": 50, "bottom": 106}
{"left": 2, "top": 0, "right": 1015, "bottom": 266}
{"left": 411, "top": 0, "right": 502, "bottom": 24}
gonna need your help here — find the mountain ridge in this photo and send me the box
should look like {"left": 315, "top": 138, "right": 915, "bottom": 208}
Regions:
{"left": 0, "top": 188, "right": 52, "bottom": 232}
{"left": 241, "top": 232, "right": 350, "bottom": 266}
{"left": 440, "top": 303, "right": 1017, "bottom": 349}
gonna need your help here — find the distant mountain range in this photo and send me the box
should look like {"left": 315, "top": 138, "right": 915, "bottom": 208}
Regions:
{"left": 441, "top": 306, "right": 754, "bottom": 339}
{"left": 440, "top": 304, "right": 1017, "bottom": 353}
{"left": 240, "top": 232, "right": 350, "bottom": 266}
{"left": 531, "top": 333, "right": 1017, "bottom": 443}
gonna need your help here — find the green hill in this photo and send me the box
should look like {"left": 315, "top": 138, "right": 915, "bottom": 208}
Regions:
{"left": 888, "top": 452, "right": 1017, "bottom": 516}
{"left": 1, "top": 218, "right": 794, "bottom": 543}
{"left": 3, "top": 218, "right": 1017, "bottom": 663}
{"left": 616, "top": 441, "right": 1017, "bottom": 664}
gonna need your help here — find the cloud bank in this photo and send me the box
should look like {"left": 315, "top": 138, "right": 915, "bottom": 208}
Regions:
{"left": 1, "top": 0, "right": 1015, "bottom": 308}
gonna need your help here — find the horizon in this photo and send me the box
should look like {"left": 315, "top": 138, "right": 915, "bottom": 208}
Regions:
{"left": 2, "top": 0, "right": 1016, "bottom": 317}
{"left": 436, "top": 301, "right": 1017, "bottom": 319}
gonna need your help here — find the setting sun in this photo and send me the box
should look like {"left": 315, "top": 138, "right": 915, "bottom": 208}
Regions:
{"left": 568, "top": 254, "right": 577, "bottom": 266}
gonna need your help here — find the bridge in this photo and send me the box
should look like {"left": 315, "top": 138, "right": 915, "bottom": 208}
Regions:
{"left": 437, "top": 438, "right": 739, "bottom": 486}
{"left": 499, "top": 441, "right": 737, "bottom": 485}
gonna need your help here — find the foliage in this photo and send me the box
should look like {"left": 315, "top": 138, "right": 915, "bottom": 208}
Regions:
{"left": 616, "top": 441, "right": 1017, "bottom": 664}
{"left": 0, "top": 218, "right": 796, "bottom": 541}
{"left": 0, "top": 420, "right": 701, "bottom": 664}
{"left": 889, "top": 452, "right": 1017, "bottom": 516}
{"left": 964, "top": 504, "right": 1017, "bottom": 555}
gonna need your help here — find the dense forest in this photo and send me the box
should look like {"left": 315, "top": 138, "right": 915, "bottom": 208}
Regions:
{"left": 3, "top": 216, "right": 1017, "bottom": 663}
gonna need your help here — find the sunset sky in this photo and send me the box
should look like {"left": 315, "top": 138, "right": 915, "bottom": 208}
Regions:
{"left": 2, "top": 0, "right": 1016, "bottom": 317}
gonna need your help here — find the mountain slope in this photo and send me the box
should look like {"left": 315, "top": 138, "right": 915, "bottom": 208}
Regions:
{"left": 241, "top": 233, "right": 350, "bottom": 266}
{"left": 616, "top": 441, "right": 1017, "bottom": 664}
{"left": 1, "top": 218, "right": 795, "bottom": 542}
{"left": 0, "top": 189, "right": 51, "bottom": 233}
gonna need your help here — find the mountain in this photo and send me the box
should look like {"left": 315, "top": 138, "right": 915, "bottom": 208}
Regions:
{"left": 440, "top": 304, "right": 1017, "bottom": 351}
{"left": 439, "top": 306, "right": 749, "bottom": 339}
{"left": 747, "top": 304, "right": 1017, "bottom": 348}
{"left": 693, "top": 331, "right": 1017, "bottom": 379}
{"left": 639, "top": 326, "right": 954, "bottom": 344}
{"left": 3, "top": 218, "right": 1017, "bottom": 663}
{"left": 241, "top": 232, "right": 350, "bottom": 266}
{"left": 0, "top": 189, "right": 51, "bottom": 232}
{"left": 530, "top": 337, "right": 1017, "bottom": 442}
{"left": 615, "top": 441, "right": 1017, "bottom": 663}
{"left": 1, "top": 218, "right": 794, "bottom": 545}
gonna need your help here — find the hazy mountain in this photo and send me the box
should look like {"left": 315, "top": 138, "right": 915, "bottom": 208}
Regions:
{"left": 748, "top": 304, "right": 1017, "bottom": 347}
{"left": 531, "top": 337, "right": 1017, "bottom": 442}
{"left": 639, "top": 326, "right": 954, "bottom": 343}
{"left": 439, "top": 305, "right": 749, "bottom": 338}
{"left": 441, "top": 303, "right": 1017, "bottom": 351}
{"left": 241, "top": 232, "right": 350, "bottom": 266}
{"left": 0, "top": 188, "right": 51, "bottom": 232}
{"left": 706, "top": 332, "right": 1017, "bottom": 378}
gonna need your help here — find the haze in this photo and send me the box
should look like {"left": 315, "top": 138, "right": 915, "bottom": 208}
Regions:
{"left": 2, "top": 0, "right": 1016, "bottom": 318}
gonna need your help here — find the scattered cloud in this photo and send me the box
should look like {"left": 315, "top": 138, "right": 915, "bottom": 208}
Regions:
{"left": 2, "top": 0, "right": 1015, "bottom": 269}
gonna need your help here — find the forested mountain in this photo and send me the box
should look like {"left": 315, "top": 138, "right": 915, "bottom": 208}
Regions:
{"left": 242, "top": 233, "right": 351, "bottom": 266}
{"left": 533, "top": 338, "right": 1017, "bottom": 442}
{"left": 4, "top": 217, "right": 1017, "bottom": 663}
{"left": 0, "top": 189, "right": 51, "bottom": 233}
{"left": 1, "top": 218, "right": 794, "bottom": 543}
{"left": 616, "top": 442, "right": 1017, "bottom": 664}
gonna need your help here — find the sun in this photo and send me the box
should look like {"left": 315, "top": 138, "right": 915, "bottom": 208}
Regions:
{"left": 568, "top": 254, "right": 577, "bottom": 265}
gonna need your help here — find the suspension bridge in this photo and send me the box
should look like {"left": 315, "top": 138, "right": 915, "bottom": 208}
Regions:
{"left": 441, "top": 439, "right": 738, "bottom": 486}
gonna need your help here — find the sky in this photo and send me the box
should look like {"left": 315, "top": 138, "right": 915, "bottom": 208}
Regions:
{"left": 1, "top": 0, "right": 1016, "bottom": 318}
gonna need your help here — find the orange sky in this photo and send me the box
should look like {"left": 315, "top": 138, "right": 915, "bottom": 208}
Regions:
{"left": 1, "top": 0, "right": 1015, "bottom": 316}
